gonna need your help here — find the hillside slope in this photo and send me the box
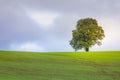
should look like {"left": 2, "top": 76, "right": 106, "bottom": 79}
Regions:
{"left": 0, "top": 51, "right": 120, "bottom": 80}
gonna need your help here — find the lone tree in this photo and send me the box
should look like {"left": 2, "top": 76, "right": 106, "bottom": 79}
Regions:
{"left": 70, "top": 18, "right": 105, "bottom": 52}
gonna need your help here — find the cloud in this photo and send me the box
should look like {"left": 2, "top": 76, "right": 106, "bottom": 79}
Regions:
{"left": 0, "top": 0, "right": 120, "bottom": 51}
{"left": 26, "top": 10, "right": 60, "bottom": 27}
{"left": 10, "top": 42, "right": 45, "bottom": 51}
{"left": 90, "top": 17, "right": 120, "bottom": 50}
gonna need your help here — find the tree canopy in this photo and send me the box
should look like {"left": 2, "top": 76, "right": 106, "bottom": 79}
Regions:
{"left": 70, "top": 18, "right": 105, "bottom": 52}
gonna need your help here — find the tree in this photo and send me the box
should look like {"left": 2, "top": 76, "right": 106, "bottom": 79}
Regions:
{"left": 70, "top": 18, "right": 105, "bottom": 52}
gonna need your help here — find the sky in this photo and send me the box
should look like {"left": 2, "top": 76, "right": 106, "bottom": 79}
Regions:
{"left": 0, "top": 0, "right": 120, "bottom": 52}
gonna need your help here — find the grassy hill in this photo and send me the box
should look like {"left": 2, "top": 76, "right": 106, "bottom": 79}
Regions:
{"left": 0, "top": 51, "right": 119, "bottom": 80}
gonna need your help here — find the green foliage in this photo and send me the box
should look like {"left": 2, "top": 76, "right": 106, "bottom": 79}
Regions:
{"left": 70, "top": 18, "right": 105, "bottom": 51}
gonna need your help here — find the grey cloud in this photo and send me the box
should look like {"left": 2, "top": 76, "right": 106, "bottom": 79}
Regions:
{"left": 0, "top": 1, "right": 47, "bottom": 47}
{"left": 0, "top": 0, "right": 120, "bottom": 51}
{"left": 17, "top": 0, "right": 120, "bottom": 16}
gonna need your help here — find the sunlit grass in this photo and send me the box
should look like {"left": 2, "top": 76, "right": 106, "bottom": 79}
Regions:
{"left": 0, "top": 51, "right": 119, "bottom": 80}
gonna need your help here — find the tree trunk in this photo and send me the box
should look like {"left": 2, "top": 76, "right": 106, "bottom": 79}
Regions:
{"left": 85, "top": 47, "right": 89, "bottom": 52}
{"left": 75, "top": 49, "right": 77, "bottom": 52}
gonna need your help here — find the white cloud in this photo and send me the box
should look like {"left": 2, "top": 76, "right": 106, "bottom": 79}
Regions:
{"left": 10, "top": 42, "right": 45, "bottom": 51}
{"left": 99, "top": 18, "right": 120, "bottom": 41}
{"left": 26, "top": 10, "right": 60, "bottom": 27}
{"left": 90, "top": 17, "right": 120, "bottom": 50}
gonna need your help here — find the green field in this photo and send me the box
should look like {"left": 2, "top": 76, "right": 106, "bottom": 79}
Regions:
{"left": 0, "top": 51, "right": 120, "bottom": 80}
